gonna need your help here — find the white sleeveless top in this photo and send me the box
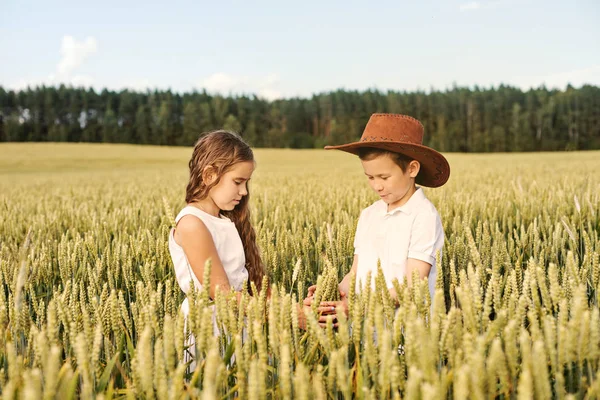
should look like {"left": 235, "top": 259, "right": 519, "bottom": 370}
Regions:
{"left": 168, "top": 206, "right": 249, "bottom": 295}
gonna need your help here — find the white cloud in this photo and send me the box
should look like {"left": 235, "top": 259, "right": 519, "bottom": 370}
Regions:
{"left": 460, "top": 1, "right": 507, "bottom": 11}
{"left": 511, "top": 65, "right": 600, "bottom": 90}
{"left": 57, "top": 36, "right": 98, "bottom": 75}
{"left": 539, "top": 65, "right": 600, "bottom": 89}
{"left": 257, "top": 74, "right": 282, "bottom": 100}
{"left": 459, "top": 1, "right": 481, "bottom": 11}
{"left": 111, "top": 79, "right": 153, "bottom": 92}
{"left": 202, "top": 72, "right": 240, "bottom": 92}
{"left": 9, "top": 74, "right": 95, "bottom": 91}
{"left": 261, "top": 73, "right": 280, "bottom": 87}
{"left": 69, "top": 74, "right": 95, "bottom": 88}
{"left": 9, "top": 78, "right": 44, "bottom": 91}
{"left": 258, "top": 88, "right": 282, "bottom": 101}
{"left": 8, "top": 35, "right": 97, "bottom": 90}
{"left": 197, "top": 72, "right": 283, "bottom": 100}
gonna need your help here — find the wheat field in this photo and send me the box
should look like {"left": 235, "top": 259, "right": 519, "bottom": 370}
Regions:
{"left": 1, "top": 143, "right": 599, "bottom": 399}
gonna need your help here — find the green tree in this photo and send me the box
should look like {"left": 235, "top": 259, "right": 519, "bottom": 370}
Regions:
{"left": 102, "top": 105, "right": 118, "bottom": 143}
{"left": 182, "top": 101, "right": 212, "bottom": 145}
{"left": 135, "top": 104, "right": 153, "bottom": 145}
{"left": 223, "top": 114, "right": 242, "bottom": 133}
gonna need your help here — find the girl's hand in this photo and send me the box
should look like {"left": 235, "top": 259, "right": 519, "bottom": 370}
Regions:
{"left": 317, "top": 291, "right": 348, "bottom": 327}
{"left": 299, "top": 297, "right": 341, "bottom": 327}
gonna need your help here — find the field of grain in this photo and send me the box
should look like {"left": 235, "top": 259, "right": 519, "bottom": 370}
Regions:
{"left": 1, "top": 143, "right": 599, "bottom": 399}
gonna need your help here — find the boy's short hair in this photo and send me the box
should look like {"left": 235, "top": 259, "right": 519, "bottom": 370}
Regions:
{"left": 357, "top": 147, "right": 414, "bottom": 172}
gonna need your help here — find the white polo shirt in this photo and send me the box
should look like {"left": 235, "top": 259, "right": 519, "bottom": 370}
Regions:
{"left": 354, "top": 187, "right": 444, "bottom": 301}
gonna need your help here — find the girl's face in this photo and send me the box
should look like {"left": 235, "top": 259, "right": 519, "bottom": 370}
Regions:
{"left": 360, "top": 154, "right": 419, "bottom": 210}
{"left": 207, "top": 161, "right": 255, "bottom": 211}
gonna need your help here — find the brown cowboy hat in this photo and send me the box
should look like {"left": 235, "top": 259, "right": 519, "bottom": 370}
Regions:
{"left": 324, "top": 113, "right": 450, "bottom": 187}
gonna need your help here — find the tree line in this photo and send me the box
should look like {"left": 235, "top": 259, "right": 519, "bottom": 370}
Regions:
{"left": 0, "top": 84, "right": 598, "bottom": 152}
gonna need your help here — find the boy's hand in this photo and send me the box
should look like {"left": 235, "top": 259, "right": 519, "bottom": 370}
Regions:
{"left": 303, "top": 284, "right": 317, "bottom": 307}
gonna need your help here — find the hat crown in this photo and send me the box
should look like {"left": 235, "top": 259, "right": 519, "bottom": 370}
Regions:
{"left": 323, "top": 112, "right": 450, "bottom": 187}
{"left": 360, "top": 114, "right": 424, "bottom": 145}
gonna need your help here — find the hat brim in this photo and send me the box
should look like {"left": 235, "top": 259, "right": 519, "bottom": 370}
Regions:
{"left": 325, "top": 141, "right": 450, "bottom": 188}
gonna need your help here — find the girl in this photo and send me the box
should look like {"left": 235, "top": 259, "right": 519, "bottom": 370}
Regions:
{"left": 169, "top": 130, "right": 338, "bottom": 364}
{"left": 168, "top": 130, "right": 263, "bottom": 365}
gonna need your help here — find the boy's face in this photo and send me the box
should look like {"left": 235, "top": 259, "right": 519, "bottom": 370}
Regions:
{"left": 360, "top": 153, "right": 420, "bottom": 209}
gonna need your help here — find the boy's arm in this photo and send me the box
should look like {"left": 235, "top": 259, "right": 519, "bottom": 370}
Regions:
{"left": 403, "top": 208, "right": 442, "bottom": 295}
{"left": 386, "top": 258, "right": 432, "bottom": 307}
{"left": 338, "top": 255, "right": 358, "bottom": 295}
{"left": 305, "top": 254, "right": 358, "bottom": 302}
{"left": 304, "top": 255, "right": 357, "bottom": 315}
{"left": 405, "top": 258, "right": 432, "bottom": 288}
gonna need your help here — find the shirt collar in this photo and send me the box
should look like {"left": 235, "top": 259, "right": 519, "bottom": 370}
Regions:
{"left": 380, "top": 187, "right": 426, "bottom": 216}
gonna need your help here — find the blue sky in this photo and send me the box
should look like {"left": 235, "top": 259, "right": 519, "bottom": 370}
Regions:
{"left": 1, "top": 0, "right": 599, "bottom": 99}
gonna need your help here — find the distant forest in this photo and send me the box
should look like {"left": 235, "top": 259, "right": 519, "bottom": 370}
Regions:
{"left": 1, "top": 84, "right": 599, "bottom": 152}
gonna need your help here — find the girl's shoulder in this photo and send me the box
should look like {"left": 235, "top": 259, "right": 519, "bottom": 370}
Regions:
{"left": 172, "top": 206, "right": 236, "bottom": 248}
{"left": 175, "top": 205, "right": 233, "bottom": 227}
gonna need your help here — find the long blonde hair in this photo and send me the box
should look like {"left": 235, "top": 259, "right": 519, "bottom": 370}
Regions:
{"left": 185, "top": 130, "right": 264, "bottom": 292}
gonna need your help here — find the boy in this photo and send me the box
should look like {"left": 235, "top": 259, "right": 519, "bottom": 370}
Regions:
{"left": 306, "top": 113, "right": 450, "bottom": 317}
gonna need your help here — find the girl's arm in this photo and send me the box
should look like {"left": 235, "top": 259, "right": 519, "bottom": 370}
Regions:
{"left": 174, "top": 214, "right": 233, "bottom": 299}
